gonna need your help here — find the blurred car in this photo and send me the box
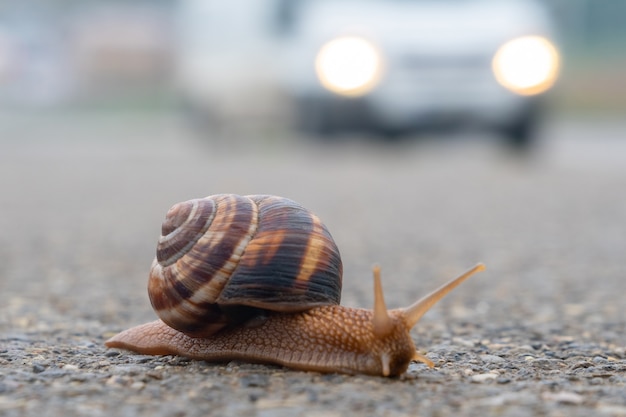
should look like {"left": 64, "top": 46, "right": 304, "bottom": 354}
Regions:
{"left": 279, "top": 0, "right": 561, "bottom": 148}
{"left": 175, "top": 0, "right": 289, "bottom": 130}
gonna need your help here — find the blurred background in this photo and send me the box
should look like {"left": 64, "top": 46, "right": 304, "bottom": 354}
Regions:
{"left": 0, "top": 0, "right": 623, "bottom": 136}
{"left": 1, "top": 0, "right": 625, "bottom": 337}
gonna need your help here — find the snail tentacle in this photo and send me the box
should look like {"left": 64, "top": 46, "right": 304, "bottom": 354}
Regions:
{"left": 371, "top": 265, "right": 393, "bottom": 338}
{"left": 401, "top": 263, "right": 485, "bottom": 329}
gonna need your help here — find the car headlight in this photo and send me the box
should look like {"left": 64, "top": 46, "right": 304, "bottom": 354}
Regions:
{"left": 315, "top": 36, "right": 383, "bottom": 97}
{"left": 492, "top": 36, "right": 560, "bottom": 96}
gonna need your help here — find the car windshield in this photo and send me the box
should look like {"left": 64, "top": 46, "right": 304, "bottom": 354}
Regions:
{"left": 272, "top": 0, "right": 494, "bottom": 36}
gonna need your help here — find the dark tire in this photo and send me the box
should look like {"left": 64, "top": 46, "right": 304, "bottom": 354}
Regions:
{"left": 294, "top": 97, "right": 334, "bottom": 135}
{"left": 501, "top": 101, "right": 542, "bottom": 151}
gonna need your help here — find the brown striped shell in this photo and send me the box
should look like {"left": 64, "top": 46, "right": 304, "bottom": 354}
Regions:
{"left": 148, "top": 194, "right": 343, "bottom": 337}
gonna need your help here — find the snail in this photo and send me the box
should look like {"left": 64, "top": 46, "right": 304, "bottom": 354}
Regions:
{"left": 105, "top": 194, "right": 485, "bottom": 377}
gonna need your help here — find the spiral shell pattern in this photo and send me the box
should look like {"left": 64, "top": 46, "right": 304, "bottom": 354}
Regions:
{"left": 148, "top": 194, "right": 343, "bottom": 337}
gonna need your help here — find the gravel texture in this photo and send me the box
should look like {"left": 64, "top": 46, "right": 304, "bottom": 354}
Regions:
{"left": 0, "top": 111, "right": 625, "bottom": 416}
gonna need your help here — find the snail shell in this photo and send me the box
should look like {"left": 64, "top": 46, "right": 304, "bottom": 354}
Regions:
{"left": 148, "top": 194, "right": 343, "bottom": 337}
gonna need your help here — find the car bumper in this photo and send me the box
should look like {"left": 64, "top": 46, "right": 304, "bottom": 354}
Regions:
{"left": 293, "top": 57, "right": 541, "bottom": 131}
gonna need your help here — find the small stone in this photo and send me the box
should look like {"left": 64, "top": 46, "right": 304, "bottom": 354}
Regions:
{"left": 145, "top": 370, "right": 163, "bottom": 380}
{"left": 480, "top": 354, "right": 506, "bottom": 364}
{"left": 569, "top": 360, "right": 593, "bottom": 371}
{"left": 32, "top": 363, "right": 46, "bottom": 373}
{"left": 531, "top": 358, "right": 563, "bottom": 370}
{"left": 240, "top": 374, "right": 269, "bottom": 388}
{"left": 130, "top": 381, "right": 146, "bottom": 390}
{"left": 112, "top": 365, "right": 144, "bottom": 376}
{"left": 452, "top": 337, "right": 475, "bottom": 348}
{"left": 168, "top": 357, "right": 191, "bottom": 366}
{"left": 541, "top": 391, "right": 584, "bottom": 405}
{"left": 471, "top": 372, "right": 498, "bottom": 383}
{"left": 106, "top": 375, "right": 129, "bottom": 387}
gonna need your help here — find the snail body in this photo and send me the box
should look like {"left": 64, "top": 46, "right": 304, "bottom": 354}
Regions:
{"left": 106, "top": 194, "right": 484, "bottom": 377}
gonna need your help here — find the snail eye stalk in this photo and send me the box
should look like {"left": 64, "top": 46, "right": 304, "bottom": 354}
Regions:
{"left": 402, "top": 263, "right": 485, "bottom": 329}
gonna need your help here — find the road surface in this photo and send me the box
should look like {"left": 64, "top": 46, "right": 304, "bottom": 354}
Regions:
{"left": 1, "top": 111, "right": 625, "bottom": 416}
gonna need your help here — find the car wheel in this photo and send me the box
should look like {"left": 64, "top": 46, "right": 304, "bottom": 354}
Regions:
{"left": 294, "top": 97, "right": 334, "bottom": 135}
{"left": 501, "top": 102, "right": 542, "bottom": 151}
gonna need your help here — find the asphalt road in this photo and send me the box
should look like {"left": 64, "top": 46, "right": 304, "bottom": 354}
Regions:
{"left": 1, "top": 110, "right": 625, "bottom": 416}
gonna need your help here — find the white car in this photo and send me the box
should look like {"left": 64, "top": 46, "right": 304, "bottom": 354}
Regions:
{"left": 176, "top": 0, "right": 289, "bottom": 130}
{"left": 279, "top": 0, "right": 561, "bottom": 148}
